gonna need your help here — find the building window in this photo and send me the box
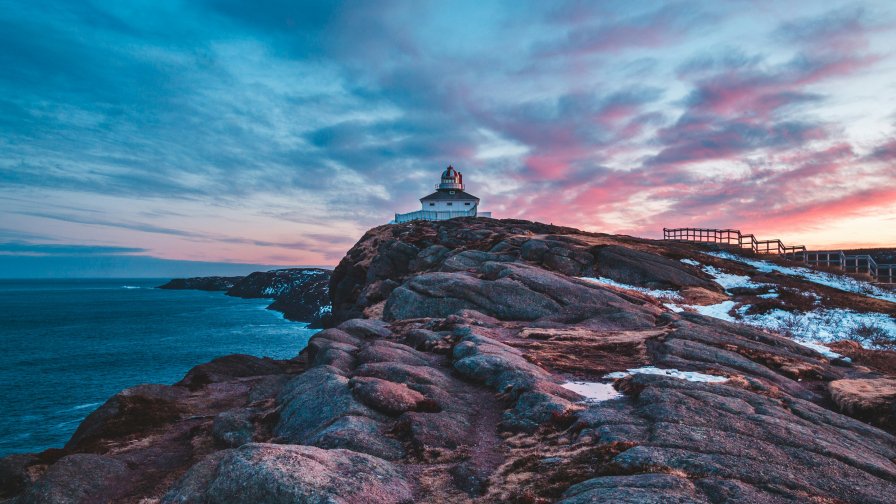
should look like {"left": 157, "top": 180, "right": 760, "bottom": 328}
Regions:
{"left": 464, "top": 202, "right": 471, "bottom": 206}
{"left": 450, "top": 191, "right": 455, "bottom": 194}
{"left": 429, "top": 203, "right": 434, "bottom": 206}
{"left": 447, "top": 202, "right": 452, "bottom": 206}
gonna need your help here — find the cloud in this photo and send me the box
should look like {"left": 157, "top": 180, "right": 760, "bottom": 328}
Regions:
{"left": 868, "top": 137, "right": 896, "bottom": 161}
{"left": 773, "top": 6, "right": 874, "bottom": 52}
{"left": 535, "top": 3, "right": 714, "bottom": 56}
{"left": 0, "top": 242, "right": 147, "bottom": 256}
{"left": 1, "top": 0, "right": 895, "bottom": 271}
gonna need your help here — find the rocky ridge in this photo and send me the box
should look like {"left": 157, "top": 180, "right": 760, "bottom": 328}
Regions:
{"left": 160, "top": 268, "right": 332, "bottom": 327}
{"left": 3, "top": 217, "right": 896, "bottom": 503}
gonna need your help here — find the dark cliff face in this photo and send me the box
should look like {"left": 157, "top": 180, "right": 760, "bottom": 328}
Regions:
{"left": 160, "top": 268, "right": 332, "bottom": 327}
{"left": 226, "top": 269, "right": 332, "bottom": 327}
{"left": 5, "top": 218, "right": 896, "bottom": 504}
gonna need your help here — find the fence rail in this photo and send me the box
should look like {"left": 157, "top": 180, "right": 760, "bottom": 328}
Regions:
{"left": 394, "top": 207, "right": 478, "bottom": 223}
{"left": 663, "top": 227, "right": 896, "bottom": 284}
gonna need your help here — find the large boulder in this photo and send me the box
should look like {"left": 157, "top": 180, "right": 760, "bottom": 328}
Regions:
{"left": 163, "top": 444, "right": 413, "bottom": 504}
{"left": 384, "top": 271, "right": 561, "bottom": 321}
{"left": 409, "top": 244, "right": 451, "bottom": 272}
{"left": 560, "top": 474, "right": 704, "bottom": 504}
{"left": 212, "top": 409, "right": 255, "bottom": 448}
{"left": 829, "top": 378, "right": 896, "bottom": 430}
{"left": 350, "top": 376, "right": 433, "bottom": 416}
{"left": 275, "top": 366, "right": 382, "bottom": 444}
{"left": 439, "top": 250, "right": 514, "bottom": 272}
{"left": 0, "top": 454, "right": 38, "bottom": 498}
{"left": 177, "top": 354, "right": 292, "bottom": 390}
{"left": 366, "top": 240, "right": 419, "bottom": 283}
{"left": 304, "top": 415, "right": 405, "bottom": 461}
{"left": 543, "top": 245, "right": 595, "bottom": 277}
{"left": 596, "top": 245, "right": 720, "bottom": 291}
{"left": 16, "top": 454, "right": 131, "bottom": 504}
{"left": 65, "top": 384, "right": 187, "bottom": 450}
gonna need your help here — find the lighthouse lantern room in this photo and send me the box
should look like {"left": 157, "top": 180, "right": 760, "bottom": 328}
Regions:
{"left": 394, "top": 166, "right": 492, "bottom": 223}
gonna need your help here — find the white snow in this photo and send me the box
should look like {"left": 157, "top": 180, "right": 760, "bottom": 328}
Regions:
{"left": 263, "top": 286, "right": 283, "bottom": 296}
{"left": 581, "top": 275, "right": 737, "bottom": 320}
{"left": 690, "top": 300, "right": 738, "bottom": 322}
{"left": 580, "top": 276, "right": 683, "bottom": 301}
{"left": 700, "top": 264, "right": 764, "bottom": 290}
{"left": 585, "top": 265, "right": 896, "bottom": 355}
{"left": 680, "top": 257, "right": 764, "bottom": 291}
{"left": 793, "top": 340, "right": 846, "bottom": 360}
{"left": 704, "top": 251, "right": 896, "bottom": 303}
{"left": 604, "top": 366, "right": 728, "bottom": 383}
{"left": 561, "top": 381, "right": 622, "bottom": 402}
{"left": 736, "top": 306, "right": 896, "bottom": 349}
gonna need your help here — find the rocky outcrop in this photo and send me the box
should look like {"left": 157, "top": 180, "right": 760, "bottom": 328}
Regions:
{"left": 829, "top": 378, "right": 896, "bottom": 431}
{"left": 162, "top": 444, "right": 414, "bottom": 504}
{"left": 594, "top": 245, "right": 721, "bottom": 291}
{"left": 6, "top": 218, "right": 896, "bottom": 503}
{"left": 227, "top": 269, "right": 332, "bottom": 326}
{"left": 328, "top": 218, "right": 585, "bottom": 322}
{"left": 158, "top": 276, "right": 243, "bottom": 291}
{"left": 161, "top": 268, "right": 332, "bottom": 327}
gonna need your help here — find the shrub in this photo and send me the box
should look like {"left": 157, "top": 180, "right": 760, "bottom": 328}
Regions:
{"left": 853, "top": 322, "right": 896, "bottom": 349}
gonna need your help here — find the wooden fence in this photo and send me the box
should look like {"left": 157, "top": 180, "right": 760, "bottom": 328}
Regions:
{"left": 663, "top": 227, "right": 896, "bottom": 285}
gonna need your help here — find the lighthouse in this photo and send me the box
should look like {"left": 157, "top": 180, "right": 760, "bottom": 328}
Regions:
{"left": 394, "top": 166, "right": 492, "bottom": 223}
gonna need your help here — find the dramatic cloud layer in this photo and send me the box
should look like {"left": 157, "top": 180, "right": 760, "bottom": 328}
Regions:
{"left": 2, "top": 1, "right": 895, "bottom": 271}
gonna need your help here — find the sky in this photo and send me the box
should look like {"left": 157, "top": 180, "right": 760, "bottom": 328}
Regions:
{"left": 1, "top": 1, "right": 895, "bottom": 276}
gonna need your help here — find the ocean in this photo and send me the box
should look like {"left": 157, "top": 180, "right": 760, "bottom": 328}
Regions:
{"left": 0, "top": 278, "right": 318, "bottom": 457}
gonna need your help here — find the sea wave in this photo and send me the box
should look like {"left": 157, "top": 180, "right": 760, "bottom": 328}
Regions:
{"left": 62, "top": 402, "right": 103, "bottom": 412}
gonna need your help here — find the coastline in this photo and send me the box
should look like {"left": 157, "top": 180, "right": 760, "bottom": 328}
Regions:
{"left": 0, "top": 279, "right": 317, "bottom": 459}
{"left": 158, "top": 267, "right": 333, "bottom": 328}
{"left": 3, "top": 218, "right": 895, "bottom": 503}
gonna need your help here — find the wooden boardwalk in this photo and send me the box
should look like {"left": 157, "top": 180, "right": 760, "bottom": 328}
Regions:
{"left": 663, "top": 227, "right": 896, "bottom": 285}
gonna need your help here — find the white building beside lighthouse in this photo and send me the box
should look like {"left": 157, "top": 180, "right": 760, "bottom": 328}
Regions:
{"left": 394, "top": 166, "right": 492, "bottom": 223}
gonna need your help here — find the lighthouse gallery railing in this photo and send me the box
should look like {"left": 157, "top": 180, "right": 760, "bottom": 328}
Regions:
{"left": 394, "top": 207, "right": 479, "bottom": 223}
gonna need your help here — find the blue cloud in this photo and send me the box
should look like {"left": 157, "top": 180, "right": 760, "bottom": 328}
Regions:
{"left": 0, "top": 242, "right": 146, "bottom": 256}
{"left": 1, "top": 0, "right": 895, "bottom": 271}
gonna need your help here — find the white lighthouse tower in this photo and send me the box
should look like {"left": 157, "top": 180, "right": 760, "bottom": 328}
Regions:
{"left": 394, "top": 166, "right": 492, "bottom": 223}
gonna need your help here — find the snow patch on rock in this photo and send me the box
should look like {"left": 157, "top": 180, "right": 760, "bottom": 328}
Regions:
{"left": 605, "top": 366, "right": 728, "bottom": 383}
{"left": 580, "top": 277, "right": 683, "bottom": 301}
{"left": 691, "top": 300, "right": 738, "bottom": 322}
{"left": 561, "top": 381, "right": 622, "bottom": 402}
{"left": 701, "top": 264, "right": 764, "bottom": 290}
{"left": 736, "top": 306, "right": 896, "bottom": 349}
{"left": 704, "top": 251, "right": 896, "bottom": 303}
{"left": 679, "top": 258, "right": 764, "bottom": 291}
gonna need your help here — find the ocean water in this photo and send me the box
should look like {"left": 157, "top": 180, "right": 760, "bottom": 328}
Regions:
{"left": 0, "top": 278, "right": 318, "bottom": 457}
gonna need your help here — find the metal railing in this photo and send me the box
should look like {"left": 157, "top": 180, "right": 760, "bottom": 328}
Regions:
{"left": 663, "top": 227, "right": 896, "bottom": 284}
{"left": 394, "top": 207, "right": 478, "bottom": 223}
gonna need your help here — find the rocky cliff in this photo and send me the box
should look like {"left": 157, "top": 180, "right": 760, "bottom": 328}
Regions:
{"left": 160, "top": 268, "right": 332, "bottom": 327}
{"left": 158, "top": 276, "right": 243, "bottom": 291}
{"left": 4, "top": 218, "right": 896, "bottom": 503}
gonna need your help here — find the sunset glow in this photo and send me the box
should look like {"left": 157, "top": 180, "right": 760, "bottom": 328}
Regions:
{"left": 2, "top": 1, "right": 895, "bottom": 273}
